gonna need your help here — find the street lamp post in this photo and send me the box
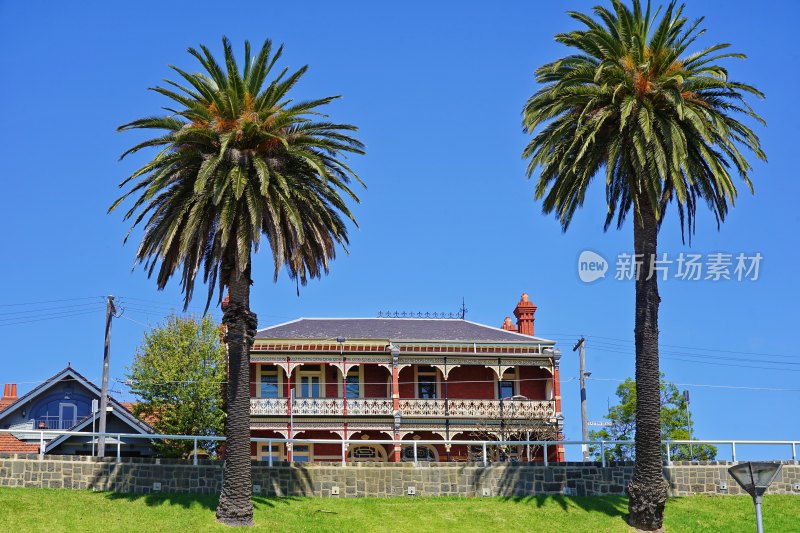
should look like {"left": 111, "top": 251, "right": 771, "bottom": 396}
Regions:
{"left": 728, "top": 462, "right": 783, "bottom": 533}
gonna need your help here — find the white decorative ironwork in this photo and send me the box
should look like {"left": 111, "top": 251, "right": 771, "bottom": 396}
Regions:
{"left": 399, "top": 399, "right": 555, "bottom": 419}
{"left": 250, "top": 398, "right": 289, "bottom": 416}
{"left": 346, "top": 398, "right": 393, "bottom": 416}
{"left": 292, "top": 398, "right": 344, "bottom": 416}
{"left": 252, "top": 398, "right": 554, "bottom": 419}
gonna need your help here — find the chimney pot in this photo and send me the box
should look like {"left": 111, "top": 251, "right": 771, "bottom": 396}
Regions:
{"left": 513, "top": 292, "right": 538, "bottom": 337}
{"left": 10, "top": 384, "right": 17, "bottom": 398}
{"left": 500, "top": 317, "right": 517, "bottom": 332}
{"left": 2, "top": 384, "right": 8, "bottom": 398}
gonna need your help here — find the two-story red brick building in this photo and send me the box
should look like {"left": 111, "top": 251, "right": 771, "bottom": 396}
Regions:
{"left": 248, "top": 294, "right": 564, "bottom": 463}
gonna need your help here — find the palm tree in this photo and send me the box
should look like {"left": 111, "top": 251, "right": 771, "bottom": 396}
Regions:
{"left": 522, "top": 1, "right": 764, "bottom": 529}
{"left": 110, "top": 38, "right": 364, "bottom": 526}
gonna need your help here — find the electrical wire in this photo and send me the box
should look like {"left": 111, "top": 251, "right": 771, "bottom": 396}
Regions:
{"left": 0, "top": 308, "right": 103, "bottom": 327}
{"left": 0, "top": 296, "right": 104, "bottom": 308}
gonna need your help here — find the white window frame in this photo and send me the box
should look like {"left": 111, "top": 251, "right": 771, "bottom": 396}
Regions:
{"left": 59, "top": 402, "right": 77, "bottom": 429}
{"left": 257, "top": 365, "right": 284, "bottom": 399}
{"left": 295, "top": 365, "right": 326, "bottom": 398}
{"left": 494, "top": 367, "right": 519, "bottom": 399}
{"left": 414, "top": 366, "right": 441, "bottom": 399}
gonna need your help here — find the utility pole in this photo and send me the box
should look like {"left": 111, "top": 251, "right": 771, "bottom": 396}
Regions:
{"left": 97, "top": 295, "right": 116, "bottom": 457}
{"left": 573, "top": 337, "right": 589, "bottom": 461}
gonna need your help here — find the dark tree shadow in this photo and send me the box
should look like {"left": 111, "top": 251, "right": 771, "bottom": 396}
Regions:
{"left": 471, "top": 461, "right": 632, "bottom": 525}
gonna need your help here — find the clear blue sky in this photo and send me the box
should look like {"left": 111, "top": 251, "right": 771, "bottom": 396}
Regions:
{"left": 1, "top": 1, "right": 798, "bottom": 460}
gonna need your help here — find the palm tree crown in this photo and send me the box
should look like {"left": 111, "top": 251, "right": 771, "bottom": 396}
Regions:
{"left": 111, "top": 37, "right": 365, "bottom": 308}
{"left": 523, "top": 0, "right": 765, "bottom": 237}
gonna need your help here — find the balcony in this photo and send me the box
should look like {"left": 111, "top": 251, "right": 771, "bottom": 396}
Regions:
{"left": 250, "top": 397, "right": 554, "bottom": 419}
{"left": 399, "top": 399, "right": 555, "bottom": 419}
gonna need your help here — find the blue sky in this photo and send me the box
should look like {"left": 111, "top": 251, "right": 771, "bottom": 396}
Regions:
{"left": 1, "top": 1, "right": 798, "bottom": 460}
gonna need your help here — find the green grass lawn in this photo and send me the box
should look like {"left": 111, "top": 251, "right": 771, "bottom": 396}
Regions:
{"left": 0, "top": 488, "right": 797, "bottom": 532}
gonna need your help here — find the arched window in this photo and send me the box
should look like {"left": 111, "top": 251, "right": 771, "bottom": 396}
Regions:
{"left": 347, "top": 444, "right": 387, "bottom": 462}
{"left": 401, "top": 444, "right": 439, "bottom": 462}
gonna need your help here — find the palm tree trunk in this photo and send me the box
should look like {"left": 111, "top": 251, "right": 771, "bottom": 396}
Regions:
{"left": 627, "top": 196, "right": 669, "bottom": 531}
{"left": 216, "top": 268, "right": 257, "bottom": 526}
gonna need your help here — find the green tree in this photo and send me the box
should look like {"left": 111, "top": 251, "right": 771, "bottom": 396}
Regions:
{"left": 127, "top": 314, "right": 226, "bottom": 458}
{"left": 110, "top": 38, "right": 364, "bottom": 526}
{"left": 521, "top": 1, "right": 764, "bottom": 528}
{"left": 589, "top": 376, "right": 716, "bottom": 462}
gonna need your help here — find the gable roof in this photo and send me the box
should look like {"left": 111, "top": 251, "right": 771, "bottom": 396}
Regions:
{"left": 256, "top": 318, "right": 555, "bottom": 344}
{"left": 44, "top": 408, "right": 153, "bottom": 453}
{"left": 0, "top": 366, "right": 153, "bottom": 435}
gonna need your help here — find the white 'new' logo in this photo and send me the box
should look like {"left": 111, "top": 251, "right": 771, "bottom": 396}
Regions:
{"left": 578, "top": 251, "right": 608, "bottom": 283}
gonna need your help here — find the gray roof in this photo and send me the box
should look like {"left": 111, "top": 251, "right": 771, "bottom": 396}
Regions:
{"left": 256, "top": 318, "right": 554, "bottom": 344}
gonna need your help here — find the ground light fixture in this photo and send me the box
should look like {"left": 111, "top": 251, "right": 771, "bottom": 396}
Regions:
{"left": 727, "top": 462, "right": 783, "bottom": 533}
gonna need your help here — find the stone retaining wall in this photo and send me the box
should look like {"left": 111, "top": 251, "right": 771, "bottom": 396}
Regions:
{"left": 0, "top": 454, "right": 798, "bottom": 498}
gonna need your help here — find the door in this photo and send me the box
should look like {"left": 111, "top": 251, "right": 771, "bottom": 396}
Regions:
{"left": 59, "top": 403, "right": 77, "bottom": 429}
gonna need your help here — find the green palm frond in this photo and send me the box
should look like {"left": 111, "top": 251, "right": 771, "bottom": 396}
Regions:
{"left": 523, "top": 0, "right": 765, "bottom": 238}
{"left": 111, "top": 37, "right": 365, "bottom": 309}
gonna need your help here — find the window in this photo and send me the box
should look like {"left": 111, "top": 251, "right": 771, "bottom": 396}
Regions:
{"left": 258, "top": 365, "right": 282, "bottom": 398}
{"left": 292, "top": 444, "right": 313, "bottom": 462}
{"left": 417, "top": 367, "right": 438, "bottom": 399}
{"left": 297, "top": 365, "right": 323, "bottom": 398}
{"left": 402, "top": 444, "right": 439, "bottom": 462}
{"left": 497, "top": 369, "right": 517, "bottom": 399}
{"left": 499, "top": 380, "right": 514, "bottom": 400}
{"left": 348, "top": 444, "right": 387, "bottom": 462}
{"left": 256, "top": 442, "right": 284, "bottom": 462}
{"left": 345, "top": 367, "right": 361, "bottom": 398}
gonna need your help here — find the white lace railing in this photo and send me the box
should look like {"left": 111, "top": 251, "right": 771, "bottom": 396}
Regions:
{"left": 250, "top": 398, "right": 289, "bottom": 415}
{"left": 291, "top": 398, "right": 343, "bottom": 416}
{"left": 345, "top": 398, "right": 393, "bottom": 416}
{"left": 399, "top": 399, "right": 555, "bottom": 419}
{"left": 251, "top": 398, "right": 555, "bottom": 418}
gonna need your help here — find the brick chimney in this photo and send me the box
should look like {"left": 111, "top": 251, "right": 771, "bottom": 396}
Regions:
{"left": 500, "top": 316, "right": 516, "bottom": 331}
{"left": 513, "top": 293, "right": 537, "bottom": 336}
{"left": 0, "top": 384, "right": 18, "bottom": 411}
{"left": 2, "top": 384, "right": 17, "bottom": 400}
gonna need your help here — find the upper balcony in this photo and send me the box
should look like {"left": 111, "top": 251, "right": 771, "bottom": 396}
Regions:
{"left": 250, "top": 397, "right": 555, "bottom": 419}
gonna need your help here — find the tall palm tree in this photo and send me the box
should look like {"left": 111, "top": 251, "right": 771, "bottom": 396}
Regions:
{"left": 110, "top": 37, "right": 364, "bottom": 526}
{"left": 522, "top": 1, "right": 764, "bottom": 529}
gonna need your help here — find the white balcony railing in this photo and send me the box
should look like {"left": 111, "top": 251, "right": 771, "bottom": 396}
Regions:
{"left": 399, "top": 399, "right": 555, "bottom": 419}
{"left": 251, "top": 397, "right": 554, "bottom": 419}
{"left": 250, "top": 398, "right": 288, "bottom": 416}
{"left": 250, "top": 398, "right": 394, "bottom": 416}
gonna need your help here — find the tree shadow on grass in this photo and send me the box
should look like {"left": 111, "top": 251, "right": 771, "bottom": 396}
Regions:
{"left": 500, "top": 494, "right": 628, "bottom": 516}
{"left": 104, "top": 492, "right": 305, "bottom": 511}
{"left": 471, "top": 463, "right": 631, "bottom": 526}
{"left": 104, "top": 491, "right": 219, "bottom": 510}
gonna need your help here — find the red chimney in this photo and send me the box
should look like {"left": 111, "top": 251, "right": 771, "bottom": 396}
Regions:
{"left": 1, "top": 384, "right": 17, "bottom": 401}
{"left": 500, "top": 317, "right": 516, "bottom": 331}
{"left": 513, "top": 293, "right": 537, "bottom": 337}
{"left": 0, "top": 384, "right": 18, "bottom": 412}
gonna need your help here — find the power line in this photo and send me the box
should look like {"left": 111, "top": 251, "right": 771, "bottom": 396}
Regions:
{"left": 542, "top": 332, "right": 795, "bottom": 360}
{"left": 587, "top": 376, "right": 800, "bottom": 393}
{"left": 0, "top": 308, "right": 103, "bottom": 327}
{"left": 0, "top": 301, "right": 104, "bottom": 317}
{"left": 0, "top": 296, "right": 104, "bottom": 308}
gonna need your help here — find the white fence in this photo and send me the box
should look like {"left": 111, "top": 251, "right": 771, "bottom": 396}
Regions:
{"left": 0, "top": 428, "right": 796, "bottom": 468}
